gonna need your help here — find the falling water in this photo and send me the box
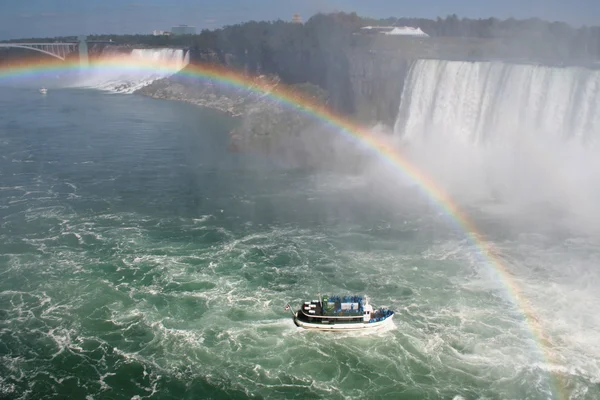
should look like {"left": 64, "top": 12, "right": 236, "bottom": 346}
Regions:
{"left": 74, "top": 48, "right": 189, "bottom": 93}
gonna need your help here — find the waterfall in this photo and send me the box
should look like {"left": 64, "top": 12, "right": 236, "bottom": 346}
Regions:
{"left": 75, "top": 48, "right": 189, "bottom": 94}
{"left": 391, "top": 60, "right": 600, "bottom": 226}
{"left": 395, "top": 60, "right": 600, "bottom": 145}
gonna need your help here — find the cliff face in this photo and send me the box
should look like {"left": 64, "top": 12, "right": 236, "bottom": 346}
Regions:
{"left": 347, "top": 48, "right": 412, "bottom": 127}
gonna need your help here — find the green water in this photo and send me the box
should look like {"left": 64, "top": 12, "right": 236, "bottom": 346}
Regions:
{"left": 0, "top": 88, "right": 597, "bottom": 399}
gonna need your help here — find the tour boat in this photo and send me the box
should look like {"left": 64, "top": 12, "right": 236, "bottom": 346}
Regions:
{"left": 288, "top": 295, "right": 394, "bottom": 332}
{"left": 39, "top": 88, "right": 48, "bottom": 94}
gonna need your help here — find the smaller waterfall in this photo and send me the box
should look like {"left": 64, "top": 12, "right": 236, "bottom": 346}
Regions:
{"left": 75, "top": 48, "right": 189, "bottom": 94}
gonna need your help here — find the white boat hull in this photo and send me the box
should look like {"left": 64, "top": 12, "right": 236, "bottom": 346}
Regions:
{"left": 294, "top": 312, "right": 394, "bottom": 332}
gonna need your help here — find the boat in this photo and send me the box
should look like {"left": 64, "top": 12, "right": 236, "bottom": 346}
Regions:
{"left": 39, "top": 88, "right": 48, "bottom": 94}
{"left": 290, "top": 295, "right": 394, "bottom": 332}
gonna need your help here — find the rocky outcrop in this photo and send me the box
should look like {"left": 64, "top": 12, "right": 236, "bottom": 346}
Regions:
{"left": 136, "top": 67, "right": 373, "bottom": 171}
{"left": 136, "top": 69, "right": 281, "bottom": 116}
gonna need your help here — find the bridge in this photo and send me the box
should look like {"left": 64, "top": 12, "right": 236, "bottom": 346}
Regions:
{"left": 0, "top": 43, "right": 77, "bottom": 60}
{"left": 0, "top": 36, "right": 115, "bottom": 65}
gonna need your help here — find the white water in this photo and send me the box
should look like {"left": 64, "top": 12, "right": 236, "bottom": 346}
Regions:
{"left": 395, "top": 60, "right": 600, "bottom": 144}
{"left": 393, "top": 60, "right": 600, "bottom": 232}
{"left": 75, "top": 48, "right": 189, "bottom": 94}
{"left": 391, "top": 59, "right": 600, "bottom": 391}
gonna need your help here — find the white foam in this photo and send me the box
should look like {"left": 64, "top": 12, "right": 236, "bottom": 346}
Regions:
{"left": 74, "top": 48, "right": 189, "bottom": 94}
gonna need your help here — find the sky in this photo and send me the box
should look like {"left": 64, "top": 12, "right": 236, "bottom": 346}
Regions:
{"left": 0, "top": 0, "right": 599, "bottom": 40}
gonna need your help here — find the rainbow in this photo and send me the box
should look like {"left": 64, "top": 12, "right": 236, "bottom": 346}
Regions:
{"left": 0, "top": 55, "right": 566, "bottom": 398}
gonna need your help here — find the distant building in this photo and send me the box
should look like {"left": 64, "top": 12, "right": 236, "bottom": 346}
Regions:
{"left": 384, "top": 27, "right": 429, "bottom": 37}
{"left": 292, "top": 13, "right": 302, "bottom": 24}
{"left": 359, "top": 26, "right": 429, "bottom": 37}
{"left": 171, "top": 25, "right": 196, "bottom": 35}
{"left": 152, "top": 30, "right": 172, "bottom": 36}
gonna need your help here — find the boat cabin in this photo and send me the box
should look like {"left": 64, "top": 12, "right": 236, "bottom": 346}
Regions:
{"left": 296, "top": 295, "right": 388, "bottom": 325}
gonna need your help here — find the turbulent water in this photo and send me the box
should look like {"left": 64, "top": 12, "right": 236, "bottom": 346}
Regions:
{"left": 1, "top": 59, "right": 599, "bottom": 399}
{"left": 74, "top": 48, "right": 189, "bottom": 93}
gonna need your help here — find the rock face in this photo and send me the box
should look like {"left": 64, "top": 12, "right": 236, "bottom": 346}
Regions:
{"left": 347, "top": 48, "right": 412, "bottom": 127}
